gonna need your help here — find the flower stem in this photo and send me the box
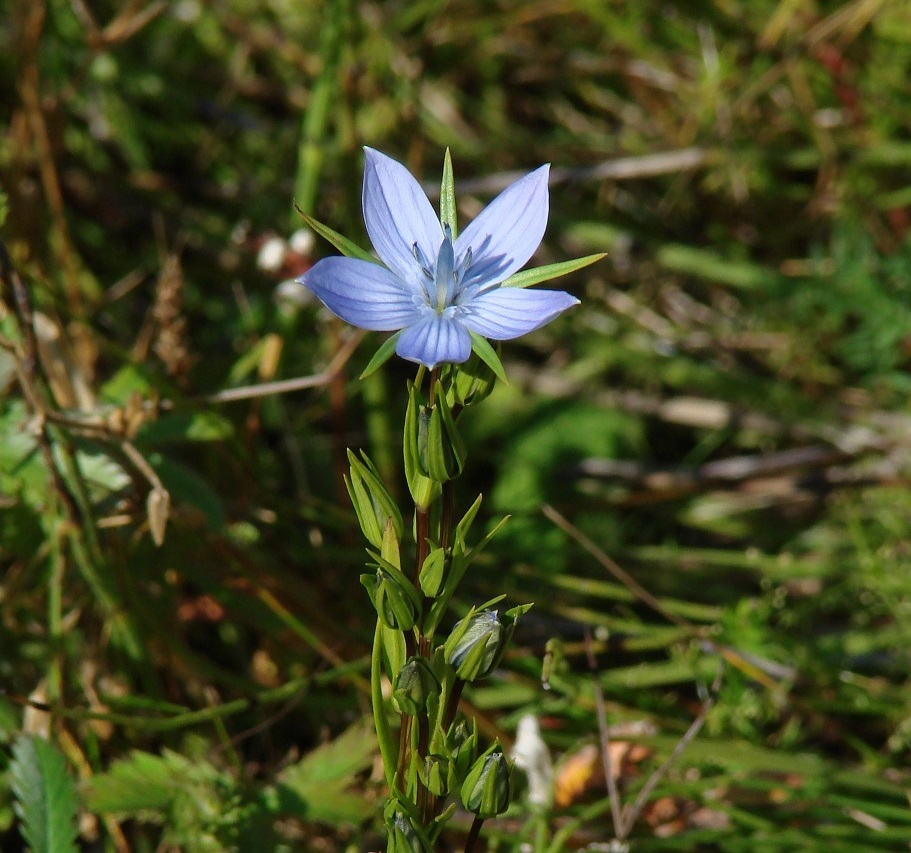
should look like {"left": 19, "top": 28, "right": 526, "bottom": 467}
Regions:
{"left": 465, "top": 815, "right": 485, "bottom": 853}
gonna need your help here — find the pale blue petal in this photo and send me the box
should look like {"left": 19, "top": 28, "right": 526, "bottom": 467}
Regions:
{"left": 454, "top": 165, "right": 549, "bottom": 289}
{"left": 458, "top": 287, "right": 579, "bottom": 340}
{"left": 299, "top": 257, "right": 421, "bottom": 331}
{"left": 362, "top": 148, "right": 443, "bottom": 286}
{"left": 395, "top": 315, "right": 472, "bottom": 368}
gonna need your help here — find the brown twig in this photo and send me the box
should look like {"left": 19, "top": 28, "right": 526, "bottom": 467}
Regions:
{"left": 584, "top": 628, "right": 624, "bottom": 838}
{"left": 617, "top": 662, "right": 725, "bottom": 838}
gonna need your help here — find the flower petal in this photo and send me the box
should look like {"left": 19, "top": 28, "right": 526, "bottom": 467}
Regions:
{"left": 299, "top": 257, "right": 421, "bottom": 331}
{"left": 362, "top": 148, "right": 443, "bottom": 286}
{"left": 458, "top": 287, "right": 579, "bottom": 340}
{"left": 455, "top": 165, "right": 549, "bottom": 289}
{"left": 395, "top": 315, "right": 471, "bottom": 368}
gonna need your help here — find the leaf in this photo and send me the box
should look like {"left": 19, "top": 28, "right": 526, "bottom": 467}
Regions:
{"left": 149, "top": 455, "right": 226, "bottom": 530}
{"left": 501, "top": 253, "right": 605, "bottom": 288}
{"left": 468, "top": 331, "right": 508, "bottom": 384}
{"left": 273, "top": 722, "right": 376, "bottom": 825}
{"left": 294, "top": 207, "right": 379, "bottom": 264}
{"left": 656, "top": 244, "right": 775, "bottom": 289}
{"left": 10, "top": 736, "right": 79, "bottom": 853}
{"left": 136, "top": 411, "right": 234, "bottom": 444}
{"left": 85, "top": 749, "right": 218, "bottom": 820}
{"left": 440, "top": 148, "right": 457, "bottom": 240}
{"left": 83, "top": 750, "right": 182, "bottom": 814}
{"left": 359, "top": 330, "right": 402, "bottom": 379}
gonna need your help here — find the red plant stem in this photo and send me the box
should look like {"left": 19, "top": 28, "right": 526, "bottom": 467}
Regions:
{"left": 464, "top": 816, "right": 485, "bottom": 853}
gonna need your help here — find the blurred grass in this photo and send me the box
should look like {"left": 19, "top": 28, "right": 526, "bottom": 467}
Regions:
{"left": 2, "top": 0, "right": 911, "bottom": 849}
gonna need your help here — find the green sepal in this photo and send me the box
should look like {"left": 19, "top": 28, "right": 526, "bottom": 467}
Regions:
{"left": 468, "top": 331, "right": 508, "bottom": 384}
{"left": 380, "top": 518, "right": 402, "bottom": 570}
{"left": 360, "top": 330, "right": 403, "bottom": 380}
{"left": 501, "top": 252, "right": 606, "bottom": 288}
{"left": 440, "top": 149, "right": 457, "bottom": 240}
{"left": 294, "top": 205, "right": 379, "bottom": 264}
{"left": 425, "top": 391, "right": 465, "bottom": 483}
{"left": 419, "top": 546, "right": 448, "bottom": 598}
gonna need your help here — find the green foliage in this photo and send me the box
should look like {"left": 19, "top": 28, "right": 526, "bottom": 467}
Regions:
{"left": 10, "top": 736, "right": 79, "bottom": 853}
{"left": 273, "top": 722, "right": 376, "bottom": 825}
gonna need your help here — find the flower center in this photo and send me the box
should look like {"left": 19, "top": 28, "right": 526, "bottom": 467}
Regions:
{"left": 413, "top": 224, "right": 472, "bottom": 315}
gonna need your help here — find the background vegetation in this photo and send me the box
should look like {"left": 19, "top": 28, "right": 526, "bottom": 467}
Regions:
{"left": 3, "top": 0, "right": 911, "bottom": 850}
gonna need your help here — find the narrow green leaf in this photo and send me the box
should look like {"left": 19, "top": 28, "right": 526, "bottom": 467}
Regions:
{"left": 453, "top": 494, "right": 483, "bottom": 551}
{"left": 11, "top": 736, "right": 79, "bottom": 853}
{"left": 468, "top": 332, "right": 508, "bottom": 384}
{"left": 294, "top": 206, "right": 379, "bottom": 264}
{"left": 501, "top": 253, "right": 606, "bottom": 288}
{"left": 360, "top": 331, "right": 402, "bottom": 379}
{"left": 371, "top": 621, "right": 397, "bottom": 790}
{"left": 440, "top": 148, "right": 457, "bottom": 240}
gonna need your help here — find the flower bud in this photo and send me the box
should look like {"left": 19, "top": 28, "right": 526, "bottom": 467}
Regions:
{"left": 363, "top": 567, "right": 420, "bottom": 632}
{"left": 393, "top": 657, "right": 440, "bottom": 716}
{"left": 404, "top": 382, "right": 442, "bottom": 510}
{"left": 345, "top": 450, "right": 403, "bottom": 549}
{"left": 419, "top": 753, "right": 450, "bottom": 797}
{"left": 418, "top": 546, "right": 447, "bottom": 598}
{"left": 460, "top": 743, "right": 511, "bottom": 818}
{"left": 444, "top": 610, "right": 506, "bottom": 681}
{"left": 446, "top": 718, "right": 478, "bottom": 784}
{"left": 424, "top": 393, "right": 465, "bottom": 483}
{"left": 446, "top": 351, "right": 498, "bottom": 408}
{"left": 386, "top": 811, "right": 431, "bottom": 853}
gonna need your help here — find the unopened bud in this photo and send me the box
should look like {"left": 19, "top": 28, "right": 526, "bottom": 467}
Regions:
{"left": 419, "top": 753, "right": 450, "bottom": 796}
{"left": 447, "top": 351, "right": 498, "bottom": 408}
{"left": 446, "top": 718, "right": 478, "bottom": 783}
{"left": 386, "top": 811, "right": 431, "bottom": 853}
{"left": 363, "top": 567, "right": 420, "bottom": 632}
{"left": 460, "top": 743, "right": 511, "bottom": 818}
{"left": 444, "top": 610, "right": 506, "bottom": 681}
{"left": 393, "top": 657, "right": 440, "bottom": 716}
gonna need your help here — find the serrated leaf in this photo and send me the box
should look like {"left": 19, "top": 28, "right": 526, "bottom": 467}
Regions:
{"left": 294, "top": 206, "right": 379, "bottom": 264}
{"left": 10, "top": 736, "right": 79, "bottom": 853}
{"left": 359, "top": 330, "right": 402, "bottom": 379}
{"left": 501, "top": 253, "right": 606, "bottom": 288}
{"left": 468, "top": 332, "right": 508, "bottom": 384}
{"left": 440, "top": 148, "right": 457, "bottom": 240}
{"left": 273, "top": 722, "right": 376, "bottom": 825}
{"left": 83, "top": 750, "right": 184, "bottom": 814}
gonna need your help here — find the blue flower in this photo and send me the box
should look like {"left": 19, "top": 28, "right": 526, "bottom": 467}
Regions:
{"left": 298, "top": 148, "right": 580, "bottom": 369}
